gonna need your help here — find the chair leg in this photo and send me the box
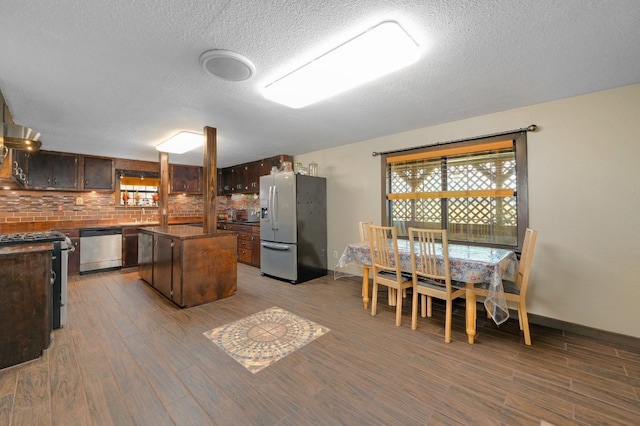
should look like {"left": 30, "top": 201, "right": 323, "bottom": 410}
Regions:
{"left": 421, "top": 294, "right": 427, "bottom": 318}
{"left": 371, "top": 281, "right": 378, "bottom": 317}
{"left": 444, "top": 299, "right": 453, "bottom": 343}
{"left": 427, "top": 296, "right": 433, "bottom": 318}
{"left": 517, "top": 304, "right": 524, "bottom": 330}
{"left": 518, "top": 302, "right": 532, "bottom": 345}
{"left": 411, "top": 289, "right": 419, "bottom": 330}
{"left": 395, "top": 287, "right": 403, "bottom": 326}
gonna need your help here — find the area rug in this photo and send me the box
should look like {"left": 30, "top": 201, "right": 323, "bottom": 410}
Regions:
{"left": 203, "top": 306, "right": 330, "bottom": 373}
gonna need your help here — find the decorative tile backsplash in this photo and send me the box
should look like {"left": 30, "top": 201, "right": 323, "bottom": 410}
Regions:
{"left": 0, "top": 190, "right": 203, "bottom": 225}
{"left": 0, "top": 190, "right": 260, "bottom": 227}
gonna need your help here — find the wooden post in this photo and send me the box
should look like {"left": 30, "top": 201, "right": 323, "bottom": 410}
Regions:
{"left": 159, "top": 151, "right": 169, "bottom": 226}
{"left": 203, "top": 126, "right": 217, "bottom": 234}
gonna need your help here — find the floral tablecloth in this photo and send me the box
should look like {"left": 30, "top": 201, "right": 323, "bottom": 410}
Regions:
{"left": 335, "top": 240, "right": 518, "bottom": 325}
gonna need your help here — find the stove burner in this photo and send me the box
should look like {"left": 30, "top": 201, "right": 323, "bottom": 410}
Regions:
{"left": 0, "top": 231, "right": 66, "bottom": 246}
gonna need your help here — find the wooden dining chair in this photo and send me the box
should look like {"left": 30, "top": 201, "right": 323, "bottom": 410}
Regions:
{"left": 368, "top": 225, "right": 412, "bottom": 326}
{"left": 408, "top": 227, "right": 466, "bottom": 343}
{"left": 474, "top": 228, "right": 538, "bottom": 345}
{"left": 358, "top": 221, "right": 373, "bottom": 300}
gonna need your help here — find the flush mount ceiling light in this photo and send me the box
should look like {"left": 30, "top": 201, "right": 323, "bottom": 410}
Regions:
{"left": 200, "top": 49, "right": 256, "bottom": 81}
{"left": 156, "top": 131, "right": 203, "bottom": 154}
{"left": 263, "top": 21, "right": 420, "bottom": 109}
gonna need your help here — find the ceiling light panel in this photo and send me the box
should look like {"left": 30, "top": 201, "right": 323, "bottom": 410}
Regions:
{"left": 263, "top": 21, "right": 420, "bottom": 109}
{"left": 156, "top": 131, "right": 203, "bottom": 154}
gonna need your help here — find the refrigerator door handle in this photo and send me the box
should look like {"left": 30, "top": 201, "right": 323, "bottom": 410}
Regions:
{"left": 268, "top": 185, "right": 274, "bottom": 230}
{"left": 261, "top": 241, "right": 291, "bottom": 251}
{"left": 270, "top": 185, "right": 278, "bottom": 231}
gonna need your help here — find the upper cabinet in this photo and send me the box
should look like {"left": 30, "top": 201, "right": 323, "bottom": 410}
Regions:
{"left": 170, "top": 164, "right": 202, "bottom": 194}
{"left": 219, "top": 155, "right": 292, "bottom": 195}
{"left": 18, "top": 151, "right": 78, "bottom": 190}
{"left": 12, "top": 151, "right": 115, "bottom": 191}
{"left": 81, "top": 156, "right": 114, "bottom": 191}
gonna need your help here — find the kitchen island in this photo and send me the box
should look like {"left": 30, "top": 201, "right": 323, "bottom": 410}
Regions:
{"left": 138, "top": 225, "right": 237, "bottom": 307}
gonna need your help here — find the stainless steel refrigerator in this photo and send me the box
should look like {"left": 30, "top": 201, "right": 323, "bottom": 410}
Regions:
{"left": 260, "top": 171, "right": 327, "bottom": 284}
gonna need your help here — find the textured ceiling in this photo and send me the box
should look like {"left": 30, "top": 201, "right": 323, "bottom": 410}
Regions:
{"left": 1, "top": 0, "right": 639, "bottom": 168}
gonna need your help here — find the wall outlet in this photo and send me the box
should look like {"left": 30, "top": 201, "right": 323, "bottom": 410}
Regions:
{"left": 333, "top": 250, "right": 339, "bottom": 259}
{"left": 75, "top": 197, "right": 84, "bottom": 205}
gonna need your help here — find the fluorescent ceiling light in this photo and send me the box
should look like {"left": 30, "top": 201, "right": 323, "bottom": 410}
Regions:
{"left": 263, "top": 21, "right": 420, "bottom": 109}
{"left": 156, "top": 131, "right": 203, "bottom": 154}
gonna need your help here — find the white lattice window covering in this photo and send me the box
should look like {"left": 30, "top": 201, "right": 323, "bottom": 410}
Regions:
{"left": 386, "top": 139, "right": 521, "bottom": 246}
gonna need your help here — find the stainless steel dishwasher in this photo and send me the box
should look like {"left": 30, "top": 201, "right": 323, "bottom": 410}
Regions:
{"left": 79, "top": 227, "right": 122, "bottom": 273}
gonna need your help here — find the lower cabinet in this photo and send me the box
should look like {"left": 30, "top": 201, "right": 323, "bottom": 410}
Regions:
{"left": 217, "top": 223, "right": 260, "bottom": 267}
{"left": 0, "top": 247, "right": 52, "bottom": 369}
{"left": 251, "top": 226, "right": 261, "bottom": 266}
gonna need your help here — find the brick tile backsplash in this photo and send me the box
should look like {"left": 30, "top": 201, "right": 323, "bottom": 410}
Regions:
{"left": 0, "top": 190, "right": 204, "bottom": 225}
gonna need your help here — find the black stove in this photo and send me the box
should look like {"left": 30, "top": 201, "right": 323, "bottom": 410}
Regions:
{"left": 0, "top": 231, "right": 66, "bottom": 246}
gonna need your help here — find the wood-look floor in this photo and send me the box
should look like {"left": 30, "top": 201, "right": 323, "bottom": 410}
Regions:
{"left": 1, "top": 264, "right": 639, "bottom": 425}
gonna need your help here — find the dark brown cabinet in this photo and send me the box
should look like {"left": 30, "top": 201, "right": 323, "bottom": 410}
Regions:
{"left": 58, "top": 229, "right": 80, "bottom": 274}
{"left": 217, "top": 223, "right": 260, "bottom": 267}
{"left": 170, "top": 164, "right": 202, "bottom": 194}
{"left": 122, "top": 226, "right": 139, "bottom": 268}
{"left": 251, "top": 226, "right": 261, "bottom": 266}
{"left": 138, "top": 231, "right": 153, "bottom": 284}
{"left": 244, "top": 162, "right": 260, "bottom": 192}
{"left": 219, "top": 155, "right": 293, "bottom": 195}
{"left": 227, "top": 165, "right": 245, "bottom": 193}
{"left": 23, "top": 151, "right": 78, "bottom": 190}
{"left": 0, "top": 246, "right": 52, "bottom": 369}
{"left": 217, "top": 168, "right": 224, "bottom": 195}
{"left": 153, "top": 234, "right": 177, "bottom": 300}
{"left": 81, "top": 156, "right": 114, "bottom": 191}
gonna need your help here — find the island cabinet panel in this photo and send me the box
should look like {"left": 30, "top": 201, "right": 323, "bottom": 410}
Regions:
{"left": 122, "top": 226, "right": 140, "bottom": 268}
{"left": 1, "top": 246, "right": 52, "bottom": 370}
{"left": 153, "top": 234, "right": 176, "bottom": 300}
{"left": 179, "top": 235, "right": 237, "bottom": 307}
{"left": 138, "top": 226, "right": 237, "bottom": 307}
{"left": 138, "top": 231, "right": 153, "bottom": 284}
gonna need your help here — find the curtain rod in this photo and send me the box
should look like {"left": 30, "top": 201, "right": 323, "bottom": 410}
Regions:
{"left": 371, "top": 124, "right": 538, "bottom": 157}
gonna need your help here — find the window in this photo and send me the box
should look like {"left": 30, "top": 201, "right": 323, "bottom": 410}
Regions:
{"left": 116, "top": 170, "right": 160, "bottom": 208}
{"left": 383, "top": 132, "right": 528, "bottom": 250}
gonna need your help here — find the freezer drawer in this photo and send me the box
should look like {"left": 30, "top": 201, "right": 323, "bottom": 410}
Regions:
{"left": 260, "top": 241, "right": 297, "bottom": 283}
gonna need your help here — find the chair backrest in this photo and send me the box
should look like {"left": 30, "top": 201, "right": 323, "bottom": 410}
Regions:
{"left": 408, "top": 228, "right": 452, "bottom": 291}
{"left": 516, "top": 228, "right": 538, "bottom": 295}
{"left": 358, "top": 221, "right": 373, "bottom": 243}
{"left": 368, "top": 225, "right": 403, "bottom": 277}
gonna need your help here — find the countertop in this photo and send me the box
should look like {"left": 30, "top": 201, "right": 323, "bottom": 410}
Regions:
{"left": 139, "top": 225, "right": 236, "bottom": 239}
{"left": 0, "top": 217, "right": 202, "bottom": 234}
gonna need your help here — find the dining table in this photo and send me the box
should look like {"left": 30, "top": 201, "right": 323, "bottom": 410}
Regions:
{"left": 335, "top": 240, "right": 518, "bottom": 344}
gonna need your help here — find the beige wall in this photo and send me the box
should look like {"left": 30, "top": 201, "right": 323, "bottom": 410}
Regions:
{"left": 295, "top": 83, "right": 640, "bottom": 339}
